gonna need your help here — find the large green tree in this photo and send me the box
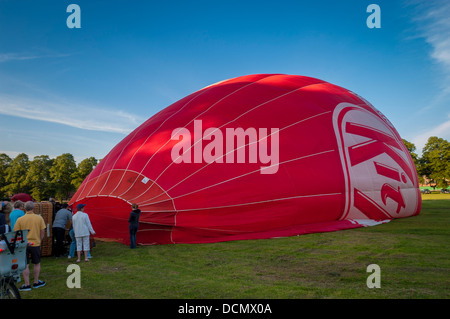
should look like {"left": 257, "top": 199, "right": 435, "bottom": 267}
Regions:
{"left": 49, "top": 153, "right": 77, "bottom": 200}
{"left": 25, "top": 155, "right": 54, "bottom": 201}
{"left": 71, "top": 156, "right": 97, "bottom": 189}
{"left": 0, "top": 153, "right": 12, "bottom": 198}
{"left": 3, "top": 153, "right": 30, "bottom": 196}
{"left": 402, "top": 139, "right": 419, "bottom": 166}
{"left": 402, "top": 139, "right": 422, "bottom": 183}
{"left": 420, "top": 136, "right": 450, "bottom": 189}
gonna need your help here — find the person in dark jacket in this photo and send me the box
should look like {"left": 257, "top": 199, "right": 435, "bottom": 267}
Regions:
{"left": 0, "top": 201, "right": 11, "bottom": 234}
{"left": 0, "top": 204, "right": 7, "bottom": 234}
{"left": 128, "top": 203, "right": 140, "bottom": 249}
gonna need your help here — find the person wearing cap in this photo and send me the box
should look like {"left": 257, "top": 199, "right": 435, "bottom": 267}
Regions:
{"left": 72, "top": 203, "right": 96, "bottom": 262}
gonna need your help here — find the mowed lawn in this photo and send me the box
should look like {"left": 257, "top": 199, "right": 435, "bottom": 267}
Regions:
{"left": 20, "top": 195, "right": 449, "bottom": 299}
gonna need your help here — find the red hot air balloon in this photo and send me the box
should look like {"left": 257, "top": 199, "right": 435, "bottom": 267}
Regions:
{"left": 68, "top": 74, "right": 421, "bottom": 245}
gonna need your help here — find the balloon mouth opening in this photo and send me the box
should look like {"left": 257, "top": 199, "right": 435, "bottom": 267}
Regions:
{"left": 69, "top": 169, "right": 176, "bottom": 244}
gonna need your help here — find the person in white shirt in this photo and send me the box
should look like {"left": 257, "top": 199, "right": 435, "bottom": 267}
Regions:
{"left": 72, "top": 204, "right": 95, "bottom": 262}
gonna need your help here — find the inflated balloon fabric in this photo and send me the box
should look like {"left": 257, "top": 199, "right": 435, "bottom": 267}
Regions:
{"left": 69, "top": 74, "right": 421, "bottom": 245}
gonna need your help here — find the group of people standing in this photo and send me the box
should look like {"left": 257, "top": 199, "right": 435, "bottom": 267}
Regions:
{"left": 1, "top": 199, "right": 141, "bottom": 292}
{"left": 52, "top": 203, "right": 96, "bottom": 262}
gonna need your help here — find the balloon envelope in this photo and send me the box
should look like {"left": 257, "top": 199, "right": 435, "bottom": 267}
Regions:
{"left": 69, "top": 74, "right": 421, "bottom": 245}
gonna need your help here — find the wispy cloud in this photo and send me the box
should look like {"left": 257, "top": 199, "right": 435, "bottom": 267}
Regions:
{"left": 411, "top": 0, "right": 450, "bottom": 88}
{"left": 0, "top": 52, "right": 71, "bottom": 63}
{"left": 407, "top": 0, "right": 450, "bottom": 152}
{"left": 0, "top": 93, "right": 142, "bottom": 134}
{"left": 411, "top": 113, "right": 450, "bottom": 152}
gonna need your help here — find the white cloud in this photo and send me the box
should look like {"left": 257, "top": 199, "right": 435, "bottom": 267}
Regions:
{"left": 412, "top": 0, "right": 450, "bottom": 85}
{"left": 0, "top": 93, "right": 142, "bottom": 134}
{"left": 0, "top": 53, "right": 40, "bottom": 63}
{"left": 0, "top": 52, "right": 71, "bottom": 63}
{"left": 407, "top": 0, "right": 450, "bottom": 152}
{"left": 411, "top": 113, "right": 450, "bottom": 154}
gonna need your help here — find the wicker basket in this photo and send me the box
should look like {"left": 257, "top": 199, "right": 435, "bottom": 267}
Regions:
{"left": 34, "top": 202, "right": 54, "bottom": 257}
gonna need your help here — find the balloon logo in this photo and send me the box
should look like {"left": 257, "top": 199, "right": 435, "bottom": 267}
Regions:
{"left": 333, "top": 103, "right": 421, "bottom": 223}
{"left": 69, "top": 74, "right": 421, "bottom": 245}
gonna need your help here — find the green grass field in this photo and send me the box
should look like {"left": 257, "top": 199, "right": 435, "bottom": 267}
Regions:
{"left": 19, "top": 195, "right": 449, "bottom": 299}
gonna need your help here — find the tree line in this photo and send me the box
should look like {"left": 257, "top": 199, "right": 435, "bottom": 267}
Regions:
{"left": 0, "top": 136, "right": 448, "bottom": 201}
{"left": 403, "top": 136, "right": 449, "bottom": 189}
{"left": 0, "top": 153, "right": 97, "bottom": 201}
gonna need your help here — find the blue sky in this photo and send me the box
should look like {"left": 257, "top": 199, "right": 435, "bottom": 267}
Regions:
{"left": 0, "top": 0, "right": 449, "bottom": 163}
